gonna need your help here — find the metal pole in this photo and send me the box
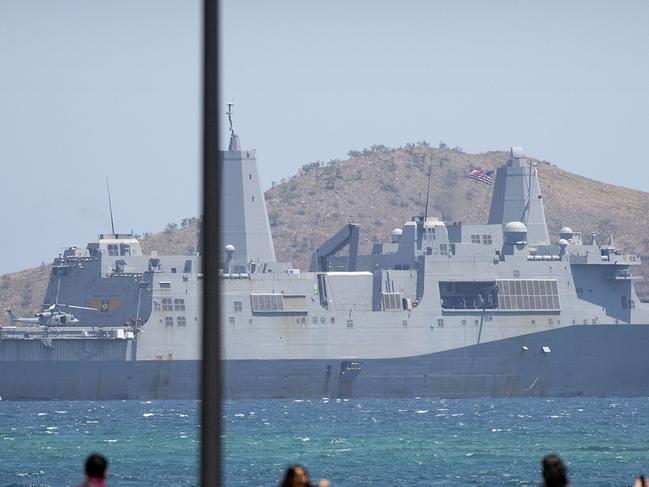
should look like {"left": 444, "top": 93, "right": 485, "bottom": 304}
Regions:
{"left": 201, "top": 0, "right": 221, "bottom": 485}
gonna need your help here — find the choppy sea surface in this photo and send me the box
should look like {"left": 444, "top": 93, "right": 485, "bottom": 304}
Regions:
{"left": 1, "top": 398, "right": 649, "bottom": 486}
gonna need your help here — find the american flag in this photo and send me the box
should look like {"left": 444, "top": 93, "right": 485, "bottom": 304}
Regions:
{"left": 467, "top": 168, "right": 494, "bottom": 185}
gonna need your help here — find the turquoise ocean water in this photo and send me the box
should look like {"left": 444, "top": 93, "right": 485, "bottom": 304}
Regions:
{"left": 1, "top": 398, "right": 649, "bottom": 486}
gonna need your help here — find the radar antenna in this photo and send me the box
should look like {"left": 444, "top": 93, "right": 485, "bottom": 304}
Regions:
{"left": 227, "top": 102, "right": 235, "bottom": 137}
{"left": 424, "top": 164, "right": 433, "bottom": 222}
{"left": 106, "top": 177, "right": 116, "bottom": 234}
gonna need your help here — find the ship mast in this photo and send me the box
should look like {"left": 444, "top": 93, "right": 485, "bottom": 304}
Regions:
{"left": 424, "top": 164, "right": 432, "bottom": 222}
{"left": 226, "top": 102, "right": 240, "bottom": 151}
{"left": 227, "top": 102, "right": 235, "bottom": 137}
{"left": 106, "top": 176, "right": 116, "bottom": 235}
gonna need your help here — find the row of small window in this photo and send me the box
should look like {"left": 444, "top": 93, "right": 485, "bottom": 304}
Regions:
{"left": 440, "top": 317, "right": 561, "bottom": 326}
{"left": 470, "top": 234, "right": 493, "bottom": 245}
{"left": 438, "top": 317, "right": 609, "bottom": 326}
{"left": 164, "top": 316, "right": 187, "bottom": 327}
{"left": 312, "top": 316, "right": 335, "bottom": 324}
{"left": 531, "top": 319, "right": 561, "bottom": 325}
{"left": 153, "top": 260, "right": 194, "bottom": 274}
{"left": 228, "top": 316, "right": 339, "bottom": 326}
{"left": 154, "top": 298, "right": 186, "bottom": 312}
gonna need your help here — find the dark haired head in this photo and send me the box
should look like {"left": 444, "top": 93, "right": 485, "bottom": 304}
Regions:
{"left": 85, "top": 453, "right": 108, "bottom": 479}
{"left": 542, "top": 454, "right": 568, "bottom": 487}
{"left": 280, "top": 464, "right": 310, "bottom": 487}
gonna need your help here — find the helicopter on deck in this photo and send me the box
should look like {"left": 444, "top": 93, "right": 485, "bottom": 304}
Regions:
{"left": 5, "top": 303, "right": 97, "bottom": 327}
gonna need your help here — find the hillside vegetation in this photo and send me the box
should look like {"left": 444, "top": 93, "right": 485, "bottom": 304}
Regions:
{"left": 3, "top": 143, "right": 649, "bottom": 324}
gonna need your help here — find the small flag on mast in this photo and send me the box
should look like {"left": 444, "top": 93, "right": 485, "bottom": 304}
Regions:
{"left": 467, "top": 168, "right": 494, "bottom": 185}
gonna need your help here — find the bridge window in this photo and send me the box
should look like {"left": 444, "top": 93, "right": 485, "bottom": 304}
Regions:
{"left": 174, "top": 299, "right": 185, "bottom": 311}
{"left": 320, "top": 317, "right": 326, "bottom": 324}
{"left": 229, "top": 316, "right": 235, "bottom": 324}
{"left": 482, "top": 234, "right": 492, "bottom": 245}
{"left": 107, "top": 244, "right": 119, "bottom": 256}
{"left": 471, "top": 234, "right": 481, "bottom": 244}
{"left": 439, "top": 244, "right": 449, "bottom": 255}
{"left": 177, "top": 316, "right": 186, "bottom": 327}
{"left": 346, "top": 319, "right": 353, "bottom": 328}
{"left": 162, "top": 298, "right": 173, "bottom": 311}
{"left": 233, "top": 301, "right": 242, "bottom": 312}
{"left": 159, "top": 281, "right": 171, "bottom": 290}
{"left": 164, "top": 316, "right": 173, "bottom": 327}
{"left": 154, "top": 301, "right": 161, "bottom": 311}
{"left": 183, "top": 260, "right": 193, "bottom": 273}
{"left": 119, "top": 244, "right": 131, "bottom": 256}
{"left": 437, "top": 318, "right": 444, "bottom": 327}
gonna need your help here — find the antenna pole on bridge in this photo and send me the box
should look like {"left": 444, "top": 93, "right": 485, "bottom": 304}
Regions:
{"left": 106, "top": 177, "right": 115, "bottom": 235}
{"left": 424, "top": 164, "right": 432, "bottom": 222}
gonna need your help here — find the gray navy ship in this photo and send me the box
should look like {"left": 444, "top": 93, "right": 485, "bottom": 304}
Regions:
{"left": 2, "top": 107, "right": 649, "bottom": 399}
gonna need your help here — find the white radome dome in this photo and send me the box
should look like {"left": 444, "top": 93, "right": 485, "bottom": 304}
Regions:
{"left": 559, "top": 226, "right": 574, "bottom": 238}
{"left": 504, "top": 221, "right": 528, "bottom": 233}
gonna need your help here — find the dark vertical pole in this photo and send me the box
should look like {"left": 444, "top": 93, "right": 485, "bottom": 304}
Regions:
{"left": 201, "top": 0, "right": 221, "bottom": 486}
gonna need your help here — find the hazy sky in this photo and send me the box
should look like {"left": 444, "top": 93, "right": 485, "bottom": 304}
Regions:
{"left": 2, "top": 0, "right": 648, "bottom": 274}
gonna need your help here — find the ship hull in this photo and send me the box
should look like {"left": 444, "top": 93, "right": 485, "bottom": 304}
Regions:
{"left": 1, "top": 325, "right": 649, "bottom": 400}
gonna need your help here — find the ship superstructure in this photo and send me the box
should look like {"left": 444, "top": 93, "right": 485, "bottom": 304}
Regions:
{"left": 2, "top": 110, "right": 649, "bottom": 399}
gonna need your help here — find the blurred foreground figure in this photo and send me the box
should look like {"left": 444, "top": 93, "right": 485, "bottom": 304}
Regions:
{"left": 280, "top": 464, "right": 329, "bottom": 487}
{"left": 78, "top": 453, "right": 109, "bottom": 487}
{"left": 634, "top": 475, "right": 649, "bottom": 487}
{"left": 540, "top": 454, "right": 570, "bottom": 487}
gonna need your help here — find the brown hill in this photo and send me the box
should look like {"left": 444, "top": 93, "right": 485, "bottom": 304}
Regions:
{"left": 3, "top": 143, "right": 649, "bottom": 325}
{"left": 267, "top": 144, "right": 649, "bottom": 297}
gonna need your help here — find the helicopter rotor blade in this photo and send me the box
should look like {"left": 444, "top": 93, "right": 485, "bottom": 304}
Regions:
{"left": 57, "top": 304, "right": 100, "bottom": 311}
